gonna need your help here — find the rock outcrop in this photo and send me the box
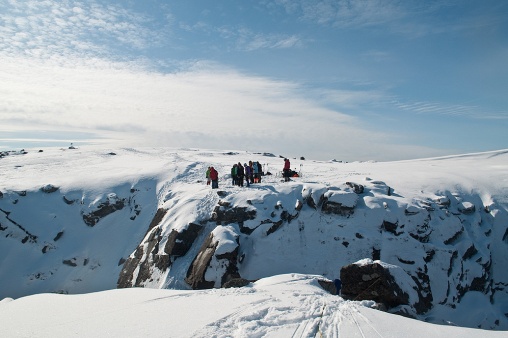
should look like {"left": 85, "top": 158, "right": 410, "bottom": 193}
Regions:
{"left": 340, "top": 259, "right": 431, "bottom": 317}
{"left": 186, "top": 225, "right": 240, "bottom": 289}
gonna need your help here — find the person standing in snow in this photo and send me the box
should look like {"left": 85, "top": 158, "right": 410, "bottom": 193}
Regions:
{"left": 236, "top": 162, "right": 244, "bottom": 187}
{"left": 206, "top": 167, "right": 211, "bottom": 185}
{"left": 231, "top": 164, "right": 238, "bottom": 186}
{"left": 334, "top": 278, "right": 342, "bottom": 296}
{"left": 252, "top": 161, "right": 259, "bottom": 183}
{"left": 209, "top": 166, "right": 219, "bottom": 189}
{"left": 248, "top": 161, "right": 254, "bottom": 183}
{"left": 244, "top": 163, "right": 251, "bottom": 187}
{"left": 283, "top": 158, "right": 291, "bottom": 182}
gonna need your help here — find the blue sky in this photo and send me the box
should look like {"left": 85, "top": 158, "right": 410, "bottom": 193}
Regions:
{"left": 0, "top": 0, "right": 506, "bottom": 161}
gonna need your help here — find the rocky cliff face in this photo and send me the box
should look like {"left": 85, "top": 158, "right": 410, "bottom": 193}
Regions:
{"left": 112, "top": 178, "right": 508, "bottom": 329}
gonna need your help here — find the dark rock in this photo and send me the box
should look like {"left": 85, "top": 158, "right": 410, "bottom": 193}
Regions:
{"left": 321, "top": 200, "right": 354, "bottom": 216}
{"left": 0, "top": 191, "right": 3, "bottom": 199}
{"left": 223, "top": 278, "right": 250, "bottom": 288}
{"left": 186, "top": 228, "right": 241, "bottom": 290}
{"left": 40, "top": 184, "right": 59, "bottom": 193}
{"left": 382, "top": 220, "right": 402, "bottom": 236}
{"left": 217, "top": 191, "right": 228, "bottom": 198}
{"left": 306, "top": 195, "right": 317, "bottom": 209}
{"left": 62, "top": 196, "right": 75, "bottom": 205}
{"left": 463, "top": 244, "right": 478, "bottom": 260}
{"left": 15, "top": 191, "right": 26, "bottom": 197}
{"left": 53, "top": 231, "right": 64, "bottom": 241}
{"left": 436, "top": 197, "right": 451, "bottom": 207}
{"left": 266, "top": 220, "right": 283, "bottom": 236}
{"left": 424, "top": 250, "right": 435, "bottom": 263}
{"left": 82, "top": 197, "right": 126, "bottom": 227}
{"left": 164, "top": 223, "right": 203, "bottom": 257}
{"left": 346, "top": 182, "right": 364, "bottom": 194}
{"left": 459, "top": 202, "right": 476, "bottom": 215}
{"left": 397, "top": 257, "right": 415, "bottom": 265}
{"left": 295, "top": 199, "right": 303, "bottom": 211}
{"left": 412, "top": 270, "right": 433, "bottom": 314}
{"left": 117, "top": 210, "right": 168, "bottom": 288}
{"left": 444, "top": 227, "right": 464, "bottom": 245}
{"left": 340, "top": 260, "right": 426, "bottom": 314}
{"left": 212, "top": 204, "right": 256, "bottom": 225}
{"left": 62, "top": 258, "right": 78, "bottom": 267}
{"left": 356, "top": 233, "right": 364, "bottom": 239}
{"left": 118, "top": 257, "right": 126, "bottom": 266}
{"left": 372, "top": 248, "right": 381, "bottom": 261}
{"left": 317, "top": 279, "right": 337, "bottom": 295}
{"left": 153, "top": 254, "right": 170, "bottom": 271}
{"left": 185, "top": 234, "right": 218, "bottom": 289}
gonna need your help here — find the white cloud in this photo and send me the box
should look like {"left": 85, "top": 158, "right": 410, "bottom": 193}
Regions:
{"left": 0, "top": 0, "right": 166, "bottom": 60}
{"left": 0, "top": 55, "right": 442, "bottom": 161}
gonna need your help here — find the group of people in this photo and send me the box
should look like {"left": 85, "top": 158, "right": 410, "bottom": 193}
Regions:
{"left": 206, "top": 158, "right": 295, "bottom": 189}
{"left": 231, "top": 161, "right": 263, "bottom": 187}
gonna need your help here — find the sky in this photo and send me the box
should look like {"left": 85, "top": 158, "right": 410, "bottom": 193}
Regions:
{"left": 0, "top": 0, "right": 507, "bottom": 161}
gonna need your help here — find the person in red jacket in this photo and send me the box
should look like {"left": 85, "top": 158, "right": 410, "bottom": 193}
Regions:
{"left": 283, "top": 158, "right": 291, "bottom": 182}
{"left": 209, "top": 166, "right": 219, "bottom": 189}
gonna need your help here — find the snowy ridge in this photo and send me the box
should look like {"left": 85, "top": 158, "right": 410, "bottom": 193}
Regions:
{"left": 1, "top": 146, "right": 508, "bottom": 336}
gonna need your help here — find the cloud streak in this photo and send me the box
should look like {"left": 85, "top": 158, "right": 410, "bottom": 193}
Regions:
{"left": 0, "top": 55, "right": 443, "bottom": 161}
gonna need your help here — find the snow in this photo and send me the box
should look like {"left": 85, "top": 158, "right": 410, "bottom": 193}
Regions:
{"left": 1, "top": 146, "right": 508, "bottom": 336}
{"left": 0, "top": 274, "right": 506, "bottom": 338}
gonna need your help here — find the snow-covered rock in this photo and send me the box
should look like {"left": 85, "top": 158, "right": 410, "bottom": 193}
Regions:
{"left": 1, "top": 146, "right": 508, "bottom": 331}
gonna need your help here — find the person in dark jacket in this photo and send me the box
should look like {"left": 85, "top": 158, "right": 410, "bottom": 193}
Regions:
{"left": 231, "top": 164, "right": 238, "bottom": 186}
{"left": 334, "top": 278, "right": 342, "bottom": 296}
{"left": 209, "top": 166, "right": 219, "bottom": 189}
{"left": 236, "top": 162, "right": 244, "bottom": 187}
{"left": 244, "top": 163, "right": 251, "bottom": 187}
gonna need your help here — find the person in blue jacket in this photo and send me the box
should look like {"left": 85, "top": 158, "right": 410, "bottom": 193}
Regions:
{"left": 334, "top": 278, "right": 342, "bottom": 296}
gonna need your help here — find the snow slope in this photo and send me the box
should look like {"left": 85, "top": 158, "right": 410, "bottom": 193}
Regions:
{"left": 1, "top": 274, "right": 507, "bottom": 338}
{"left": 1, "top": 146, "right": 508, "bottom": 336}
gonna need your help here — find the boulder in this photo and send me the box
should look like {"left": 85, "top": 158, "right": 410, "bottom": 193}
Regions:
{"left": 341, "top": 259, "right": 426, "bottom": 315}
{"left": 321, "top": 191, "right": 358, "bottom": 216}
{"left": 346, "top": 182, "right": 364, "bottom": 194}
{"left": 458, "top": 202, "right": 475, "bottom": 214}
{"left": 223, "top": 278, "right": 250, "bottom": 288}
{"left": 40, "top": 184, "right": 59, "bottom": 193}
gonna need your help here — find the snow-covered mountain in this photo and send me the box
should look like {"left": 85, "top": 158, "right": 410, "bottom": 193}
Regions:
{"left": 1, "top": 146, "right": 507, "bottom": 335}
